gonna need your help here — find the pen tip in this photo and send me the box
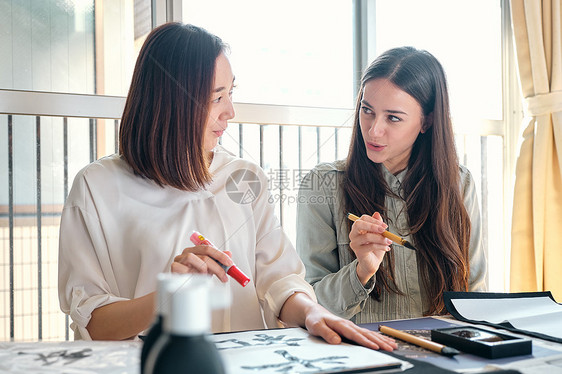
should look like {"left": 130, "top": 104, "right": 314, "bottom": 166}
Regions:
{"left": 404, "top": 241, "right": 417, "bottom": 251}
{"left": 441, "top": 346, "right": 460, "bottom": 356}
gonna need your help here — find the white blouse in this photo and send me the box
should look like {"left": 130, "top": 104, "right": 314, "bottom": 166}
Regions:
{"left": 58, "top": 146, "right": 315, "bottom": 340}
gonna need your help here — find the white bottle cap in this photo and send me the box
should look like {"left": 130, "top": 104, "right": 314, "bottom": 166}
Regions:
{"left": 164, "top": 274, "right": 212, "bottom": 336}
{"left": 155, "top": 273, "right": 193, "bottom": 317}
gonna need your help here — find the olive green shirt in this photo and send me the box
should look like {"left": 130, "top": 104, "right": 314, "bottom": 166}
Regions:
{"left": 296, "top": 160, "right": 487, "bottom": 324}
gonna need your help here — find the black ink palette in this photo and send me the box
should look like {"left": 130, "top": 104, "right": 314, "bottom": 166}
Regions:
{"left": 431, "top": 326, "right": 532, "bottom": 359}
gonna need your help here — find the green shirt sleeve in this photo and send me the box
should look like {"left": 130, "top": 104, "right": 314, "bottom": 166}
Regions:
{"left": 460, "top": 166, "right": 488, "bottom": 291}
{"left": 296, "top": 165, "right": 375, "bottom": 319}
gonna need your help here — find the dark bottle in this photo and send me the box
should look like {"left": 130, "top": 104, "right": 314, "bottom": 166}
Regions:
{"left": 147, "top": 334, "right": 225, "bottom": 373}
{"left": 140, "top": 315, "right": 163, "bottom": 374}
{"left": 144, "top": 274, "right": 225, "bottom": 374}
{"left": 141, "top": 273, "right": 194, "bottom": 374}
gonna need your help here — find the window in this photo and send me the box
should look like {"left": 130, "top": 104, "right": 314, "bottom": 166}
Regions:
{"left": 0, "top": 0, "right": 518, "bottom": 341}
{"left": 374, "top": 0, "right": 502, "bottom": 121}
{"left": 182, "top": 0, "right": 355, "bottom": 109}
{"left": 0, "top": 0, "right": 142, "bottom": 341}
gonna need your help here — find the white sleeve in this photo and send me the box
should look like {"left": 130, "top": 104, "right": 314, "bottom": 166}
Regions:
{"left": 251, "top": 167, "right": 316, "bottom": 327}
{"left": 58, "top": 179, "right": 129, "bottom": 340}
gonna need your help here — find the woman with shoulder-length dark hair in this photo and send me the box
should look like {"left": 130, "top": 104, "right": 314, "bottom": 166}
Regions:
{"left": 119, "top": 22, "right": 219, "bottom": 191}
{"left": 296, "top": 46, "right": 487, "bottom": 323}
{"left": 58, "top": 22, "right": 396, "bottom": 351}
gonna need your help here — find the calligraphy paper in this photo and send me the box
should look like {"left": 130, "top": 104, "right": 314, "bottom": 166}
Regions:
{"left": 209, "top": 327, "right": 409, "bottom": 373}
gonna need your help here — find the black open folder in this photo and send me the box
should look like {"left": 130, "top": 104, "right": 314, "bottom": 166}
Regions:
{"left": 444, "top": 291, "right": 562, "bottom": 344}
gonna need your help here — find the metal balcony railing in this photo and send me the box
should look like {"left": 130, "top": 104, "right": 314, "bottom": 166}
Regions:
{"left": 0, "top": 88, "right": 499, "bottom": 341}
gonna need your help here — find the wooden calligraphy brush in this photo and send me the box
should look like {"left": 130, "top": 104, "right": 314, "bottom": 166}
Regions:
{"left": 379, "top": 325, "right": 459, "bottom": 356}
{"left": 347, "top": 213, "right": 416, "bottom": 250}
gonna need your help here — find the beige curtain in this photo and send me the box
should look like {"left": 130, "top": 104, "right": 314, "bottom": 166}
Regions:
{"left": 510, "top": 0, "right": 562, "bottom": 301}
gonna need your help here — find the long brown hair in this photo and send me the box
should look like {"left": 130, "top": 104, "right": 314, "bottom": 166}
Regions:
{"left": 119, "top": 23, "right": 226, "bottom": 190}
{"left": 343, "top": 47, "right": 470, "bottom": 314}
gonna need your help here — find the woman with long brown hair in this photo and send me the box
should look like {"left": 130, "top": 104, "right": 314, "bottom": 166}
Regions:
{"left": 296, "top": 46, "right": 487, "bottom": 323}
{"left": 58, "top": 22, "right": 396, "bottom": 350}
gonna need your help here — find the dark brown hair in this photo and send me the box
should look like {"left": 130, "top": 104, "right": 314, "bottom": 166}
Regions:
{"left": 343, "top": 46, "right": 471, "bottom": 315}
{"left": 119, "top": 22, "right": 226, "bottom": 190}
